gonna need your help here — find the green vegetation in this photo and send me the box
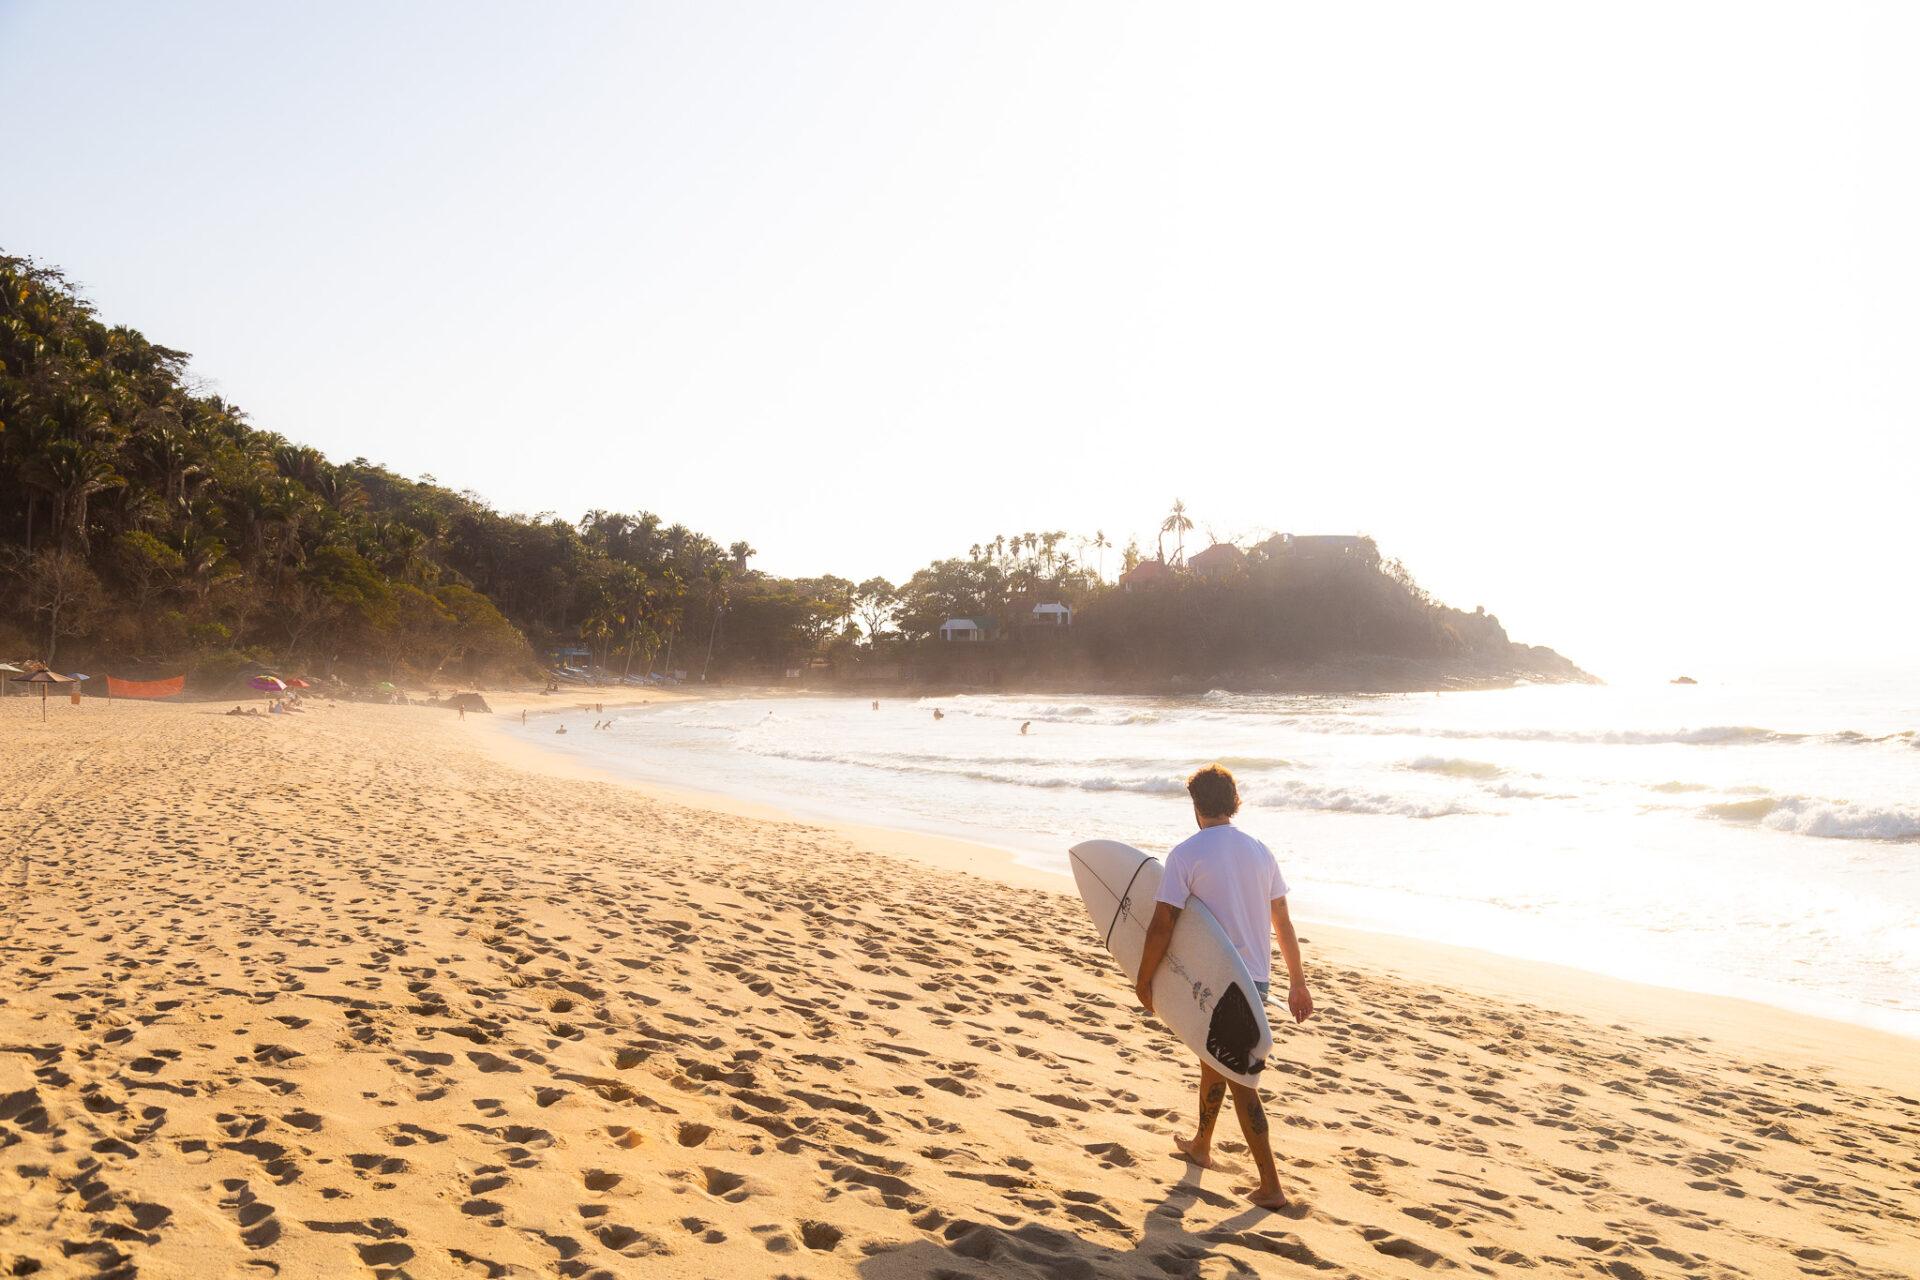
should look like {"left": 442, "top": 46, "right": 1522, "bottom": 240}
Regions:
{"left": 1, "top": 253, "right": 1583, "bottom": 690}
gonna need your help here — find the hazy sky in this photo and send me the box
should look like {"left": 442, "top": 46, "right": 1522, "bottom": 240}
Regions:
{"left": 3, "top": 3, "right": 1911, "bottom": 679}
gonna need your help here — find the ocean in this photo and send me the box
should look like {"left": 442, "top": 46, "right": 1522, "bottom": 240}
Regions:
{"left": 511, "top": 675, "right": 1920, "bottom": 1038}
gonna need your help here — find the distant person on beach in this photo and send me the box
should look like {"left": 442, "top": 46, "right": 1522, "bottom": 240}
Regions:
{"left": 1135, "top": 763, "right": 1312, "bottom": 1211}
{"left": 556, "top": 725, "right": 567, "bottom": 735}
{"left": 872, "top": 701, "right": 879, "bottom": 711}
{"left": 933, "top": 708, "right": 944, "bottom": 720}
{"left": 521, "top": 710, "right": 527, "bottom": 725}
{"left": 1021, "top": 721, "right": 1030, "bottom": 735}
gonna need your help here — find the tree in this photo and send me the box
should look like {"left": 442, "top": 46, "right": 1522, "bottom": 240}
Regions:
{"left": 23, "top": 436, "right": 125, "bottom": 553}
{"left": 701, "top": 564, "right": 732, "bottom": 680}
{"left": 1161, "top": 498, "right": 1193, "bottom": 565}
{"left": 114, "top": 530, "right": 183, "bottom": 613}
{"left": 853, "top": 577, "right": 896, "bottom": 642}
{"left": 11, "top": 548, "right": 104, "bottom": 666}
{"left": 1092, "top": 528, "right": 1111, "bottom": 582}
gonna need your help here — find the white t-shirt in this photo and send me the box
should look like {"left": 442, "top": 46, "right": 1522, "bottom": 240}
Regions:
{"left": 1156, "top": 823, "right": 1290, "bottom": 982}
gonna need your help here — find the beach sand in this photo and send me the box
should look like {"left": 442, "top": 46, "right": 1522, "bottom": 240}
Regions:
{"left": 2, "top": 696, "right": 1915, "bottom": 1279}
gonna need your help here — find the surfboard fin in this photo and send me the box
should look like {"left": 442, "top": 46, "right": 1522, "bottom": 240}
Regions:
{"left": 1205, "top": 982, "right": 1264, "bottom": 1075}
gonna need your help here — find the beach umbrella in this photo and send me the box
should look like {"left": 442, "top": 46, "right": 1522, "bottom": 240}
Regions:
{"left": 18, "top": 668, "right": 74, "bottom": 721}
{"left": 249, "top": 676, "right": 288, "bottom": 692}
{"left": 0, "top": 661, "right": 20, "bottom": 699}
{"left": 285, "top": 677, "right": 311, "bottom": 688}
{"left": 378, "top": 681, "right": 396, "bottom": 691}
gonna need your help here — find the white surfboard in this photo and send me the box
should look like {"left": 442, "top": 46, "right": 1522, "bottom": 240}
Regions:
{"left": 1069, "top": 838, "right": 1273, "bottom": 1089}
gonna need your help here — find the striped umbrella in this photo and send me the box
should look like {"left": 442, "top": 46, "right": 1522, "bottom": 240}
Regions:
{"left": 249, "top": 676, "right": 289, "bottom": 692}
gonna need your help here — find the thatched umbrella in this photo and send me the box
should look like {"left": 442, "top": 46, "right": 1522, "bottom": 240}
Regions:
{"left": 18, "top": 668, "right": 74, "bottom": 722}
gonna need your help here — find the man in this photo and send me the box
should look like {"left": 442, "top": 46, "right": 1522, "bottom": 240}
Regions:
{"left": 1136, "top": 763, "right": 1312, "bottom": 1209}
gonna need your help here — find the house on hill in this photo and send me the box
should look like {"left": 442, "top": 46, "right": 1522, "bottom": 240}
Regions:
{"left": 1008, "top": 596, "right": 1074, "bottom": 628}
{"left": 1029, "top": 602, "right": 1072, "bottom": 627}
{"left": 1257, "top": 534, "right": 1374, "bottom": 563}
{"left": 1187, "top": 542, "right": 1244, "bottom": 578}
{"left": 1119, "top": 560, "right": 1175, "bottom": 592}
{"left": 938, "top": 616, "right": 1000, "bottom": 643}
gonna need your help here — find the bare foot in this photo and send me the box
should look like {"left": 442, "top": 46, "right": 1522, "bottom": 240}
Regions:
{"left": 1244, "top": 1185, "right": 1290, "bottom": 1211}
{"left": 1173, "top": 1136, "right": 1217, "bottom": 1168}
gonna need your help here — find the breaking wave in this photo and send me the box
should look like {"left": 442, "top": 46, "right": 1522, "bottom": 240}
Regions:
{"left": 1301, "top": 722, "right": 1798, "bottom": 746}
{"left": 1405, "top": 756, "right": 1506, "bottom": 779}
{"left": 1242, "top": 780, "right": 1474, "bottom": 819}
{"left": 1703, "top": 795, "right": 1920, "bottom": 840}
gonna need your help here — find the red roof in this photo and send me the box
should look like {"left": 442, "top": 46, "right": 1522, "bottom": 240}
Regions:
{"left": 1188, "top": 543, "right": 1244, "bottom": 570}
{"left": 1120, "top": 559, "right": 1174, "bottom": 585}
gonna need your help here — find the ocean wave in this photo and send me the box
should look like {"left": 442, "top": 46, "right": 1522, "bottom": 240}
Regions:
{"left": 1243, "top": 780, "right": 1474, "bottom": 819}
{"left": 1761, "top": 799, "right": 1920, "bottom": 841}
{"left": 1650, "top": 780, "right": 1713, "bottom": 794}
{"left": 1207, "top": 756, "right": 1300, "bottom": 773}
{"left": 1405, "top": 755, "right": 1506, "bottom": 779}
{"left": 1704, "top": 798, "right": 1779, "bottom": 823}
{"left": 1702, "top": 795, "right": 1920, "bottom": 840}
{"left": 1351, "top": 723, "right": 1798, "bottom": 746}
{"left": 933, "top": 702, "right": 1161, "bottom": 727}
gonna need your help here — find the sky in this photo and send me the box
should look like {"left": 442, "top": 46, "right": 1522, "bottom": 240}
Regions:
{"left": 2, "top": 2, "right": 1912, "bottom": 680}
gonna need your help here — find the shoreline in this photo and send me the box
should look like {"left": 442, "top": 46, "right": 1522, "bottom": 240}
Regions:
{"left": 475, "top": 695, "right": 1920, "bottom": 1063}
{"left": 5, "top": 695, "right": 1917, "bottom": 1278}
{"left": 468, "top": 694, "right": 1920, "bottom": 1059}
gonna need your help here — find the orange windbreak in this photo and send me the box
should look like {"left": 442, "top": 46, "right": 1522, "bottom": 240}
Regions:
{"left": 106, "top": 675, "right": 187, "bottom": 699}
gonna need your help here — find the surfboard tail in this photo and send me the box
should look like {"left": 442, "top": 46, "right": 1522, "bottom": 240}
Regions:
{"left": 1204, "top": 982, "right": 1267, "bottom": 1076}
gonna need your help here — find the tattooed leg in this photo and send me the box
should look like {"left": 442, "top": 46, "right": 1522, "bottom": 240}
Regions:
{"left": 1229, "top": 1082, "right": 1287, "bottom": 1208}
{"left": 1175, "top": 1062, "right": 1227, "bottom": 1167}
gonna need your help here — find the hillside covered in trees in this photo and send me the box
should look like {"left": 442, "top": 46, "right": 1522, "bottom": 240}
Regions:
{"left": 1, "top": 253, "right": 1590, "bottom": 693}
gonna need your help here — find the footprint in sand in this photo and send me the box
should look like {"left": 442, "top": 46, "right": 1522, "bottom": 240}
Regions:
{"left": 219, "top": 1179, "right": 280, "bottom": 1249}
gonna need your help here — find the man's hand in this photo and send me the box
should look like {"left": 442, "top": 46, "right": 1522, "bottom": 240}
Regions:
{"left": 1136, "top": 902, "right": 1179, "bottom": 1017}
{"left": 1287, "top": 979, "right": 1313, "bottom": 1025}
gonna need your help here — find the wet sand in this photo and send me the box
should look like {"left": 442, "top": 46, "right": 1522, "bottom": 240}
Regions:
{"left": 2, "top": 695, "right": 1915, "bottom": 1279}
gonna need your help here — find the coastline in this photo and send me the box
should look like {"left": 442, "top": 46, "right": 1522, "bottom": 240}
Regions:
{"left": 4, "top": 695, "right": 1915, "bottom": 1279}
{"left": 477, "top": 699, "right": 1919, "bottom": 1071}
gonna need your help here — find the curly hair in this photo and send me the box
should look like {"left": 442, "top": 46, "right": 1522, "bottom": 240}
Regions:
{"left": 1186, "top": 763, "right": 1241, "bottom": 819}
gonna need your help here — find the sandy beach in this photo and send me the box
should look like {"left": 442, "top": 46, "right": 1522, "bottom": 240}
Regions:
{"left": 2, "top": 695, "right": 1915, "bottom": 1280}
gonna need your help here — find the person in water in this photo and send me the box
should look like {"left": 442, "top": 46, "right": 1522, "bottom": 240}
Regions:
{"left": 1135, "top": 763, "right": 1312, "bottom": 1210}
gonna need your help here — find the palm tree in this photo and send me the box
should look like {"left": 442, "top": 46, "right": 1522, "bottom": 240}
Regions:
{"left": 1092, "top": 529, "right": 1111, "bottom": 582}
{"left": 1039, "top": 532, "right": 1061, "bottom": 575}
{"left": 652, "top": 568, "right": 686, "bottom": 676}
{"left": 702, "top": 564, "right": 731, "bottom": 680}
{"left": 729, "top": 540, "right": 757, "bottom": 573}
{"left": 141, "top": 420, "right": 203, "bottom": 512}
{"left": 24, "top": 436, "right": 126, "bottom": 553}
{"left": 1161, "top": 498, "right": 1193, "bottom": 566}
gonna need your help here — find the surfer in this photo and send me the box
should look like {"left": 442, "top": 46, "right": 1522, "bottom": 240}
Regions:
{"left": 1135, "top": 764, "right": 1312, "bottom": 1210}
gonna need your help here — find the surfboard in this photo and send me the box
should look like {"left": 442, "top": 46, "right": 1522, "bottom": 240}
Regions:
{"left": 1069, "top": 838, "right": 1273, "bottom": 1089}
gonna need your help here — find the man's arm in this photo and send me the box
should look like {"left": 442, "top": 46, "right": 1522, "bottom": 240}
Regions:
{"left": 1272, "top": 897, "right": 1313, "bottom": 1024}
{"left": 1135, "top": 901, "right": 1180, "bottom": 1013}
